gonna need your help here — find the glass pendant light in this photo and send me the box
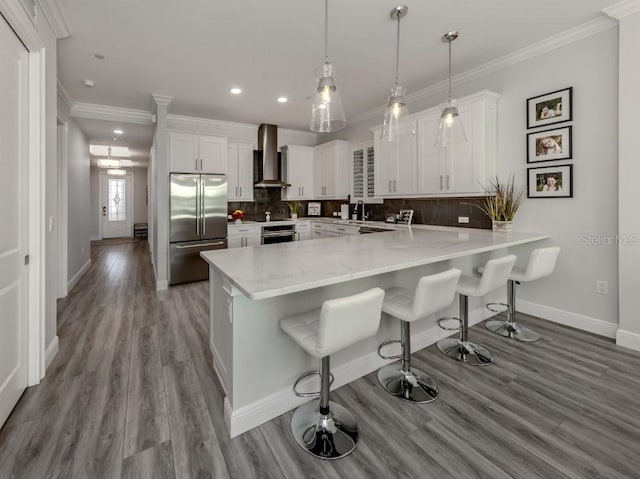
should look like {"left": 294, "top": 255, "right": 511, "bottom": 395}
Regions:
{"left": 436, "top": 31, "right": 467, "bottom": 147}
{"left": 310, "top": 0, "right": 346, "bottom": 133}
{"left": 381, "top": 5, "right": 409, "bottom": 142}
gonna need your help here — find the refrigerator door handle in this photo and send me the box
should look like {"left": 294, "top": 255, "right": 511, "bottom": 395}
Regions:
{"left": 195, "top": 177, "right": 200, "bottom": 237}
{"left": 201, "top": 178, "right": 206, "bottom": 237}
{"left": 175, "top": 241, "right": 225, "bottom": 249}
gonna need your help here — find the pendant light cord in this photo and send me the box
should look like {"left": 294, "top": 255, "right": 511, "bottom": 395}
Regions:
{"left": 394, "top": 12, "right": 401, "bottom": 86}
{"left": 448, "top": 39, "right": 453, "bottom": 104}
{"left": 324, "top": 0, "right": 329, "bottom": 63}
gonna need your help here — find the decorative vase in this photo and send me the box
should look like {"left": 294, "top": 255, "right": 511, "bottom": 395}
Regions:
{"left": 291, "top": 213, "right": 298, "bottom": 220}
{"left": 492, "top": 220, "right": 513, "bottom": 232}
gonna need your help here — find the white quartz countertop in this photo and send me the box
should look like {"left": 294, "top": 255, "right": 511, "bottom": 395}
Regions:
{"left": 202, "top": 226, "right": 549, "bottom": 300}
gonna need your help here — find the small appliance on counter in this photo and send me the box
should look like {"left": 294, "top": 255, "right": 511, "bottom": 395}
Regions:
{"left": 307, "top": 202, "right": 321, "bottom": 216}
{"left": 397, "top": 209, "right": 414, "bottom": 225}
{"left": 385, "top": 214, "right": 397, "bottom": 224}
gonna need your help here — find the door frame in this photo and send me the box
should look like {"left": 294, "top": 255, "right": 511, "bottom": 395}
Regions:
{"left": 0, "top": 0, "right": 47, "bottom": 384}
{"left": 56, "top": 115, "right": 68, "bottom": 298}
{"left": 98, "top": 170, "right": 135, "bottom": 239}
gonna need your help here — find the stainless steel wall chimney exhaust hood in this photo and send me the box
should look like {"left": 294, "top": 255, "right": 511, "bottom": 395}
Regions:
{"left": 254, "top": 123, "right": 290, "bottom": 188}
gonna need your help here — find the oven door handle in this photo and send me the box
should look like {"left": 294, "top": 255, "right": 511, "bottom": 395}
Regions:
{"left": 175, "top": 241, "right": 225, "bottom": 249}
{"left": 261, "top": 231, "right": 297, "bottom": 238}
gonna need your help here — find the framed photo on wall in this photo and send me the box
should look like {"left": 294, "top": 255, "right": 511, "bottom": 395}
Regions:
{"left": 527, "top": 126, "right": 572, "bottom": 163}
{"left": 527, "top": 164, "right": 573, "bottom": 198}
{"left": 527, "top": 87, "right": 572, "bottom": 129}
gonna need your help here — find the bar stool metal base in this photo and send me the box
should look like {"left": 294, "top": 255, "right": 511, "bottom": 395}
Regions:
{"left": 436, "top": 338, "right": 494, "bottom": 366}
{"left": 377, "top": 364, "right": 439, "bottom": 403}
{"left": 290, "top": 399, "right": 358, "bottom": 460}
{"left": 485, "top": 320, "right": 540, "bottom": 342}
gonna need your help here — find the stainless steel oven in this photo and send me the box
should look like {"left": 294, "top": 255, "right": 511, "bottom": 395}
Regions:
{"left": 261, "top": 224, "right": 296, "bottom": 245}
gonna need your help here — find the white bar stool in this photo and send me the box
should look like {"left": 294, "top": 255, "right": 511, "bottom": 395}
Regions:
{"left": 280, "top": 288, "right": 385, "bottom": 460}
{"left": 437, "top": 255, "right": 516, "bottom": 366}
{"left": 484, "top": 247, "right": 560, "bottom": 342}
{"left": 377, "top": 268, "right": 461, "bottom": 403}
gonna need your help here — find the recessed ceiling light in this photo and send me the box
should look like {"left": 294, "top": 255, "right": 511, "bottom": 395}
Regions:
{"left": 230, "top": 87, "right": 242, "bottom": 95}
{"left": 277, "top": 97, "right": 288, "bottom": 103}
{"left": 94, "top": 53, "right": 105, "bottom": 60}
{"left": 83, "top": 79, "right": 95, "bottom": 87}
{"left": 113, "top": 129, "right": 124, "bottom": 135}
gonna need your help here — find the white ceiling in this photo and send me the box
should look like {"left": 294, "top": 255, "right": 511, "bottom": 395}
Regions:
{"left": 57, "top": 0, "right": 621, "bottom": 166}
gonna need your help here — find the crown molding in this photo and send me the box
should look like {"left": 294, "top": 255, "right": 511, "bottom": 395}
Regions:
{"left": 71, "top": 103, "right": 153, "bottom": 125}
{"left": 167, "top": 114, "right": 257, "bottom": 134}
{"left": 0, "top": 0, "right": 44, "bottom": 49}
{"left": 36, "top": 0, "right": 71, "bottom": 38}
{"left": 57, "top": 75, "right": 73, "bottom": 110}
{"left": 602, "top": 0, "right": 640, "bottom": 19}
{"left": 349, "top": 16, "right": 617, "bottom": 128}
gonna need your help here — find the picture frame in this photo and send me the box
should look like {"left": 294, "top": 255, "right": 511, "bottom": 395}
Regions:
{"left": 526, "top": 87, "right": 572, "bottom": 129}
{"left": 527, "top": 126, "right": 572, "bottom": 163}
{"left": 527, "top": 164, "right": 573, "bottom": 198}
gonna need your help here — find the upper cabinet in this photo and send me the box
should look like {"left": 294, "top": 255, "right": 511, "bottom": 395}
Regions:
{"left": 314, "top": 140, "right": 350, "bottom": 199}
{"left": 350, "top": 140, "right": 382, "bottom": 203}
{"left": 416, "top": 91, "right": 499, "bottom": 196}
{"left": 228, "top": 142, "right": 254, "bottom": 201}
{"left": 373, "top": 120, "right": 418, "bottom": 197}
{"left": 281, "top": 145, "right": 315, "bottom": 200}
{"left": 169, "top": 132, "right": 227, "bottom": 174}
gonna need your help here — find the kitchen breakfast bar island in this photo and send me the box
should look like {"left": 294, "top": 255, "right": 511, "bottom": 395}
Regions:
{"left": 201, "top": 225, "right": 549, "bottom": 437}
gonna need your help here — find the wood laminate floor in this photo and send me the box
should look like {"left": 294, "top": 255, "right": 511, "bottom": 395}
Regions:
{"left": 1, "top": 241, "right": 640, "bottom": 478}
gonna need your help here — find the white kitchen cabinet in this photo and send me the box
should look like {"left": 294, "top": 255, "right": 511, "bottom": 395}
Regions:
{"left": 373, "top": 121, "right": 418, "bottom": 197}
{"left": 169, "top": 132, "right": 227, "bottom": 174}
{"left": 350, "top": 141, "right": 382, "bottom": 204}
{"left": 227, "top": 142, "right": 254, "bottom": 201}
{"left": 294, "top": 221, "right": 311, "bottom": 241}
{"left": 314, "top": 140, "right": 349, "bottom": 199}
{"left": 417, "top": 91, "right": 499, "bottom": 196}
{"left": 228, "top": 224, "right": 261, "bottom": 248}
{"left": 281, "top": 145, "right": 314, "bottom": 200}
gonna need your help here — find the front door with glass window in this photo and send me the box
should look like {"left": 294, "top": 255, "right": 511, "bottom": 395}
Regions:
{"left": 101, "top": 173, "right": 133, "bottom": 238}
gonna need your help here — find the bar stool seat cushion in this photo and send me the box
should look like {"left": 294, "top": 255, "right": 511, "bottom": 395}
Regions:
{"left": 479, "top": 247, "right": 560, "bottom": 283}
{"left": 458, "top": 255, "right": 517, "bottom": 297}
{"left": 382, "top": 268, "right": 462, "bottom": 323}
{"left": 280, "top": 288, "right": 385, "bottom": 359}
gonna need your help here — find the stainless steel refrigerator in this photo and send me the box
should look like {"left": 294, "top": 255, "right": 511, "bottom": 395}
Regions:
{"left": 170, "top": 173, "right": 227, "bottom": 285}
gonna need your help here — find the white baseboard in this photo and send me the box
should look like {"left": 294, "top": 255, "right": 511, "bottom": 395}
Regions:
{"left": 45, "top": 336, "right": 59, "bottom": 370}
{"left": 67, "top": 259, "right": 91, "bottom": 293}
{"left": 616, "top": 329, "right": 640, "bottom": 352}
{"left": 156, "top": 280, "right": 168, "bottom": 291}
{"left": 224, "top": 305, "right": 490, "bottom": 438}
{"left": 90, "top": 236, "right": 101, "bottom": 241}
{"left": 517, "top": 299, "right": 617, "bottom": 338}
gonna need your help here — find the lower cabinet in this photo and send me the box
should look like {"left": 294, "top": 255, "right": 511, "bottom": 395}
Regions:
{"left": 228, "top": 224, "right": 261, "bottom": 248}
{"left": 295, "top": 221, "right": 312, "bottom": 241}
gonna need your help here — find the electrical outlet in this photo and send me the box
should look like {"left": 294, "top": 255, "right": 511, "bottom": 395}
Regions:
{"left": 458, "top": 216, "right": 469, "bottom": 224}
{"left": 596, "top": 280, "right": 608, "bottom": 295}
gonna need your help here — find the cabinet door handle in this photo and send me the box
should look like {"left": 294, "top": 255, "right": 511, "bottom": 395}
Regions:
{"left": 388, "top": 180, "right": 392, "bottom": 193}
{"left": 239, "top": 186, "right": 242, "bottom": 197}
{"left": 393, "top": 180, "right": 397, "bottom": 192}
{"left": 440, "top": 175, "right": 443, "bottom": 190}
{"left": 195, "top": 159, "right": 198, "bottom": 171}
{"left": 200, "top": 159, "right": 203, "bottom": 170}
{"left": 446, "top": 175, "right": 450, "bottom": 190}
{"left": 301, "top": 187, "right": 304, "bottom": 196}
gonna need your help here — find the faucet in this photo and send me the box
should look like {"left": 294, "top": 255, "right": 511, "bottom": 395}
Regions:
{"left": 355, "top": 200, "right": 367, "bottom": 221}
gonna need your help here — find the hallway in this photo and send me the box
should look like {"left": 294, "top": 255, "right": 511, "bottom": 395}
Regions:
{"left": 1, "top": 241, "right": 640, "bottom": 478}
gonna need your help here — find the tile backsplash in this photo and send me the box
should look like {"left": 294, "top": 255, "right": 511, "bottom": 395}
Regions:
{"left": 228, "top": 189, "right": 491, "bottom": 229}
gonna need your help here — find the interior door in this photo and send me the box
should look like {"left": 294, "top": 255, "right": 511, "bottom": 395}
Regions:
{"left": 101, "top": 172, "right": 133, "bottom": 238}
{"left": 0, "top": 15, "right": 29, "bottom": 429}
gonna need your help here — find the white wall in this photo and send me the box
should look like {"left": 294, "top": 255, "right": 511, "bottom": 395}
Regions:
{"left": 617, "top": 9, "right": 640, "bottom": 350}
{"left": 326, "top": 27, "right": 620, "bottom": 334}
{"left": 89, "top": 166, "right": 148, "bottom": 239}
{"left": 65, "top": 118, "right": 91, "bottom": 280}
